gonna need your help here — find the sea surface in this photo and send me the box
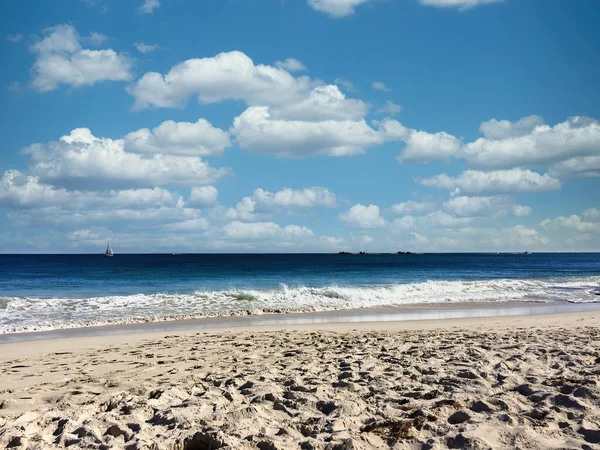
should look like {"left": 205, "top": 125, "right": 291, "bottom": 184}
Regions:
{"left": 1, "top": 253, "right": 599, "bottom": 334}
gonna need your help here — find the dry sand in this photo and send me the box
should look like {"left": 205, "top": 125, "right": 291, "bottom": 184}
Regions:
{"left": 1, "top": 311, "right": 600, "bottom": 449}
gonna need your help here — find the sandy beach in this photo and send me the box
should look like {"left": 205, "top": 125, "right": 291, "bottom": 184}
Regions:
{"left": 1, "top": 311, "right": 600, "bottom": 449}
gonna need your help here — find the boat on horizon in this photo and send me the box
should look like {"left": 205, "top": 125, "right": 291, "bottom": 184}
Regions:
{"left": 104, "top": 242, "right": 114, "bottom": 257}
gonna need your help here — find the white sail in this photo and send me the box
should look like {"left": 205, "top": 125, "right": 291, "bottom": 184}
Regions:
{"left": 105, "top": 241, "right": 114, "bottom": 256}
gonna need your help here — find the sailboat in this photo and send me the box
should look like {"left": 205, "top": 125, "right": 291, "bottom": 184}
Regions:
{"left": 104, "top": 241, "right": 114, "bottom": 257}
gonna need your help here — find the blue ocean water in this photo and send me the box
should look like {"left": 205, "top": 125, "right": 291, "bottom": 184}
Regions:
{"left": 1, "top": 253, "right": 599, "bottom": 333}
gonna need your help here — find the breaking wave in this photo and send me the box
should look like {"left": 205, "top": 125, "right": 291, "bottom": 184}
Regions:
{"left": 1, "top": 276, "right": 599, "bottom": 334}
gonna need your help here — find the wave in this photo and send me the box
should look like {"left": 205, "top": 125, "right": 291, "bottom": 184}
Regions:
{"left": 1, "top": 276, "right": 599, "bottom": 334}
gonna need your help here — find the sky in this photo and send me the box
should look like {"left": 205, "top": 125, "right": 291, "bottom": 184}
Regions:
{"left": 0, "top": 0, "right": 599, "bottom": 253}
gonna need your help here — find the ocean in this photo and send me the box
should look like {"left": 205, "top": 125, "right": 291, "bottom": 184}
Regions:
{"left": 1, "top": 253, "right": 599, "bottom": 334}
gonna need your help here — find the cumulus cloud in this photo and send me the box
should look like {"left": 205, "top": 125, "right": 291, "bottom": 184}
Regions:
{"left": 442, "top": 195, "right": 531, "bottom": 217}
{"left": 210, "top": 187, "right": 336, "bottom": 222}
{"left": 253, "top": 187, "right": 337, "bottom": 209}
{"left": 418, "top": 0, "right": 504, "bottom": 10}
{"left": 541, "top": 209, "right": 600, "bottom": 234}
{"left": 372, "top": 81, "right": 390, "bottom": 92}
{"left": 490, "top": 224, "right": 548, "bottom": 248}
{"left": 30, "top": 24, "right": 133, "bottom": 92}
{"left": 138, "top": 0, "right": 160, "bottom": 14}
{"left": 512, "top": 205, "right": 533, "bottom": 218}
{"left": 124, "top": 119, "right": 231, "bottom": 157}
{"left": 549, "top": 155, "right": 600, "bottom": 179}
{"left": 270, "top": 85, "right": 368, "bottom": 122}
{"left": 396, "top": 115, "right": 600, "bottom": 174}
{"left": 224, "top": 221, "right": 313, "bottom": 240}
{"left": 479, "top": 115, "right": 544, "bottom": 140}
{"left": 307, "top": 0, "right": 370, "bottom": 17}
{"left": 392, "top": 200, "right": 436, "bottom": 215}
{"left": 339, "top": 204, "right": 387, "bottom": 228}
{"left": 464, "top": 116, "right": 600, "bottom": 169}
{"left": 24, "top": 128, "right": 231, "bottom": 189}
{"left": 126, "top": 50, "right": 312, "bottom": 110}
{"left": 88, "top": 32, "right": 107, "bottom": 45}
{"left": 583, "top": 208, "right": 600, "bottom": 221}
{"left": 0, "top": 170, "right": 68, "bottom": 208}
{"left": 232, "top": 106, "right": 403, "bottom": 157}
{"left": 134, "top": 42, "right": 158, "bottom": 54}
{"left": 417, "top": 169, "right": 561, "bottom": 196}
{"left": 188, "top": 186, "right": 218, "bottom": 207}
{"left": 377, "top": 100, "right": 402, "bottom": 116}
{"left": 275, "top": 58, "right": 306, "bottom": 72}
{"left": 0, "top": 170, "right": 184, "bottom": 211}
{"left": 127, "top": 51, "right": 407, "bottom": 158}
{"left": 397, "top": 129, "right": 462, "bottom": 163}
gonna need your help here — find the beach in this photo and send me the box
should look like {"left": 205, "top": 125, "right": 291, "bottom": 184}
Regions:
{"left": 2, "top": 309, "right": 600, "bottom": 449}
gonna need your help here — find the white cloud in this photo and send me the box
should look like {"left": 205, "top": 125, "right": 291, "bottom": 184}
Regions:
{"left": 275, "top": 58, "right": 306, "bottom": 72}
{"left": 420, "top": 211, "right": 473, "bottom": 228}
{"left": 372, "top": 81, "right": 390, "bottom": 92}
{"left": 126, "top": 50, "right": 312, "bottom": 110}
{"left": 134, "top": 42, "right": 158, "bottom": 54}
{"left": 395, "top": 116, "right": 600, "bottom": 175}
{"left": 253, "top": 187, "right": 337, "bottom": 209}
{"left": 377, "top": 100, "right": 402, "bottom": 116}
{"left": 583, "top": 208, "right": 600, "bottom": 221}
{"left": 392, "top": 200, "right": 436, "bottom": 215}
{"left": 30, "top": 24, "right": 132, "bottom": 92}
{"left": 411, "top": 232, "right": 429, "bottom": 246}
{"left": 541, "top": 211, "right": 600, "bottom": 234}
{"left": 512, "top": 205, "right": 532, "bottom": 218}
{"left": 391, "top": 215, "right": 416, "bottom": 230}
{"left": 89, "top": 32, "right": 107, "bottom": 45}
{"left": 417, "top": 169, "right": 561, "bottom": 195}
{"left": 307, "top": 0, "right": 370, "bottom": 17}
{"left": 479, "top": 115, "right": 544, "bottom": 140}
{"left": 490, "top": 224, "right": 548, "bottom": 248}
{"left": 124, "top": 118, "right": 231, "bottom": 157}
{"left": 321, "top": 235, "right": 344, "bottom": 246}
{"left": 7, "top": 33, "right": 23, "bottom": 43}
{"left": 334, "top": 78, "right": 355, "bottom": 92}
{"left": 464, "top": 116, "right": 600, "bottom": 169}
{"left": 397, "top": 129, "right": 462, "bottom": 163}
{"left": 188, "top": 186, "right": 218, "bottom": 207}
{"left": 339, "top": 204, "right": 387, "bottom": 228}
{"left": 210, "top": 197, "right": 257, "bottom": 222}
{"left": 224, "top": 221, "right": 313, "bottom": 240}
{"left": 164, "top": 218, "right": 210, "bottom": 232}
{"left": 442, "top": 195, "right": 531, "bottom": 217}
{"left": 270, "top": 85, "right": 368, "bottom": 122}
{"left": 0, "top": 169, "right": 183, "bottom": 210}
{"left": 232, "top": 106, "right": 402, "bottom": 157}
{"left": 418, "top": 0, "right": 503, "bottom": 10}
{"left": 549, "top": 155, "right": 600, "bottom": 179}
{"left": 24, "top": 128, "right": 231, "bottom": 189}
{"left": 210, "top": 187, "right": 336, "bottom": 222}
{"left": 138, "top": 0, "right": 160, "bottom": 14}
{"left": 0, "top": 170, "right": 68, "bottom": 208}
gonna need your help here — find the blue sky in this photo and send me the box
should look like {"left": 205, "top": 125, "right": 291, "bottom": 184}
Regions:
{"left": 1, "top": 0, "right": 599, "bottom": 253}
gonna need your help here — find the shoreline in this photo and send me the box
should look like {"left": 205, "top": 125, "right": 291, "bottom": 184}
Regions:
{"left": 2, "top": 301, "right": 600, "bottom": 358}
{"left": 2, "top": 300, "right": 600, "bottom": 345}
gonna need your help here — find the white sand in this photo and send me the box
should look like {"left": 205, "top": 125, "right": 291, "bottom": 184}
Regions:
{"left": 1, "top": 311, "right": 600, "bottom": 449}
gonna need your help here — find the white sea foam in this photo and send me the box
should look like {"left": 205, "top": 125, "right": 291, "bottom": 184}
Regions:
{"left": 1, "top": 277, "right": 599, "bottom": 334}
